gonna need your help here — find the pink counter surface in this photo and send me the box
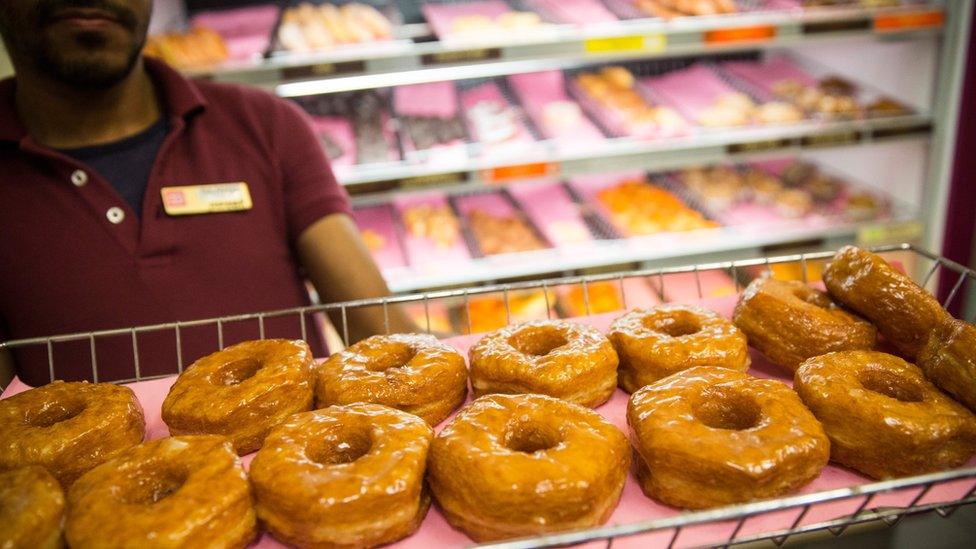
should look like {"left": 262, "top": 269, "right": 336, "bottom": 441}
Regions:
{"left": 4, "top": 293, "right": 973, "bottom": 548}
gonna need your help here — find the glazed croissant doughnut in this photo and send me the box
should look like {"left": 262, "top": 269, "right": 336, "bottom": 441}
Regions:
{"left": 0, "top": 381, "right": 145, "bottom": 486}
{"left": 628, "top": 367, "right": 829, "bottom": 509}
{"left": 65, "top": 435, "right": 256, "bottom": 549}
{"left": 315, "top": 333, "right": 467, "bottom": 426}
{"left": 469, "top": 320, "right": 618, "bottom": 408}
{"left": 918, "top": 318, "right": 976, "bottom": 412}
{"left": 250, "top": 404, "right": 433, "bottom": 548}
{"left": 428, "top": 393, "right": 630, "bottom": 541}
{"left": 609, "top": 305, "right": 750, "bottom": 393}
{"left": 823, "top": 246, "right": 949, "bottom": 359}
{"left": 795, "top": 351, "right": 976, "bottom": 479}
{"left": 733, "top": 277, "right": 876, "bottom": 372}
{"left": 162, "top": 339, "right": 314, "bottom": 455}
{"left": 0, "top": 466, "right": 65, "bottom": 549}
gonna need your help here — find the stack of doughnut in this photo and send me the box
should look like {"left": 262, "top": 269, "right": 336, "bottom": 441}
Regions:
{"left": 3, "top": 245, "right": 976, "bottom": 546}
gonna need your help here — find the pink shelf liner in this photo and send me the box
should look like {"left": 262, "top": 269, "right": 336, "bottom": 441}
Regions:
{"left": 723, "top": 56, "right": 819, "bottom": 96}
{"left": 642, "top": 65, "right": 738, "bottom": 122}
{"left": 392, "top": 192, "right": 472, "bottom": 266}
{"left": 393, "top": 81, "right": 459, "bottom": 119}
{"left": 422, "top": 1, "right": 513, "bottom": 39}
{"left": 508, "top": 180, "right": 594, "bottom": 247}
{"left": 749, "top": 157, "right": 797, "bottom": 177}
{"left": 507, "top": 71, "right": 605, "bottom": 143}
{"left": 453, "top": 191, "right": 517, "bottom": 218}
{"left": 4, "top": 293, "right": 973, "bottom": 548}
{"left": 189, "top": 4, "right": 279, "bottom": 60}
{"left": 569, "top": 78, "right": 690, "bottom": 140}
{"left": 659, "top": 270, "right": 737, "bottom": 302}
{"left": 351, "top": 205, "right": 407, "bottom": 270}
{"left": 524, "top": 0, "right": 618, "bottom": 25}
{"left": 309, "top": 116, "right": 355, "bottom": 170}
{"left": 459, "top": 81, "right": 536, "bottom": 150}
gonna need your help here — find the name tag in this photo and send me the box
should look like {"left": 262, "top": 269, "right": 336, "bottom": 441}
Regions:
{"left": 161, "top": 183, "right": 252, "bottom": 216}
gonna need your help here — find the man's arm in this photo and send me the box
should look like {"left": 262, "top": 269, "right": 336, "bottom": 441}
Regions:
{"left": 0, "top": 348, "right": 13, "bottom": 391}
{"left": 297, "top": 213, "right": 417, "bottom": 344}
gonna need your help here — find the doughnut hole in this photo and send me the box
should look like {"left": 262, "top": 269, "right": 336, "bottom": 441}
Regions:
{"left": 508, "top": 326, "right": 568, "bottom": 357}
{"left": 25, "top": 395, "right": 86, "bottom": 427}
{"left": 693, "top": 386, "right": 762, "bottom": 431}
{"left": 366, "top": 342, "right": 417, "bottom": 372}
{"left": 793, "top": 286, "right": 834, "bottom": 309}
{"left": 645, "top": 310, "right": 701, "bottom": 338}
{"left": 504, "top": 419, "right": 563, "bottom": 454}
{"left": 213, "top": 358, "right": 262, "bottom": 386}
{"left": 859, "top": 368, "right": 924, "bottom": 403}
{"left": 308, "top": 427, "right": 373, "bottom": 465}
{"left": 122, "top": 466, "right": 188, "bottom": 505}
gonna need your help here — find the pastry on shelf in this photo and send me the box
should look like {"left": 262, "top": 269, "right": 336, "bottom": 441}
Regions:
{"left": 360, "top": 229, "right": 386, "bottom": 252}
{"left": 574, "top": 67, "right": 686, "bottom": 137}
{"left": 144, "top": 28, "right": 228, "bottom": 69}
{"left": 467, "top": 210, "right": 547, "bottom": 255}
{"left": 635, "top": 0, "right": 738, "bottom": 19}
{"left": 460, "top": 290, "right": 555, "bottom": 334}
{"left": 596, "top": 179, "right": 716, "bottom": 236}
{"left": 402, "top": 204, "right": 461, "bottom": 248}
{"left": 277, "top": 2, "right": 393, "bottom": 53}
{"left": 559, "top": 282, "right": 625, "bottom": 317}
{"left": 680, "top": 166, "right": 748, "bottom": 211}
{"left": 773, "top": 188, "right": 814, "bottom": 219}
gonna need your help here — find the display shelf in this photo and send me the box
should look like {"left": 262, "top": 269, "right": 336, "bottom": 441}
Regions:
{"left": 383, "top": 214, "right": 921, "bottom": 292}
{"left": 193, "top": 3, "right": 945, "bottom": 96}
{"left": 336, "top": 112, "right": 932, "bottom": 191}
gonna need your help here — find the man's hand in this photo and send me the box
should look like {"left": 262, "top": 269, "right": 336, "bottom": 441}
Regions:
{"left": 0, "top": 348, "right": 14, "bottom": 390}
{"left": 297, "top": 213, "right": 417, "bottom": 343}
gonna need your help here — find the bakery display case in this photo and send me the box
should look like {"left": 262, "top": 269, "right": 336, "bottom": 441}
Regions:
{"left": 148, "top": 0, "right": 969, "bottom": 301}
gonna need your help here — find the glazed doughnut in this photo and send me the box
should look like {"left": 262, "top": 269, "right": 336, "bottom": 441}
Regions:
{"left": 609, "top": 305, "right": 750, "bottom": 393}
{"left": 468, "top": 320, "right": 618, "bottom": 408}
{"left": 733, "top": 277, "right": 876, "bottom": 372}
{"left": 823, "top": 246, "right": 949, "bottom": 359}
{"left": 250, "top": 404, "right": 433, "bottom": 548}
{"left": 315, "top": 333, "right": 467, "bottom": 426}
{"left": 428, "top": 393, "right": 629, "bottom": 541}
{"left": 795, "top": 351, "right": 976, "bottom": 479}
{"left": 0, "top": 466, "right": 65, "bottom": 549}
{"left": 65, "top": 435, "right": 256, "bottom": 548}
{"left": 0, "top": 381, "right": 145, "bottom": 486}
{"left": 918, "top": 318, "right": 976, "bottom": 412}
{"left": 628, "top": 367, "right": 829, "bottom": 509}
{"left": 162, "top": 339, "right": 314, "bottom": 455}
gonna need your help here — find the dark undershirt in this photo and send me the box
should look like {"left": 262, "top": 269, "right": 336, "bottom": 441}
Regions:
{"left": 59, "top": 118, "right": 168, "bottom": 217}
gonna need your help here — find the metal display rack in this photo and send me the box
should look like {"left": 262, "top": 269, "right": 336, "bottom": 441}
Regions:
{"left": 2, "top": 243, "right": 975, "bottom": 547}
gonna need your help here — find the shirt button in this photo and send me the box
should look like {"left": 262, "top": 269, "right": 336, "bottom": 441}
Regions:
{"left": 70, "top": 169, "right": 88, "bottom": 187}
{"left": 106, "top": 207, "right": 125, "bottom": 224}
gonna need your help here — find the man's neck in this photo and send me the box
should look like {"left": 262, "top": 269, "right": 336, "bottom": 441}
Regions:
{"left": 14, "top": 58, "right": 161, "bottom": 149}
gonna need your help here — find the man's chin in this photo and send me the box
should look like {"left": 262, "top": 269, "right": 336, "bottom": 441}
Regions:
{"left": 39, "top": 48, "right": 143, "bottom": 90}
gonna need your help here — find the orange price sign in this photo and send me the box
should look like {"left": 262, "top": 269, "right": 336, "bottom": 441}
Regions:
{"left": 874, "top": 11, "right": 944, "bottom": 33}
{"left": 704, "top": 25, "right": 776, "bottom": 45}
{"left": 484, "top": 162, "right": 559, "bottom": 184}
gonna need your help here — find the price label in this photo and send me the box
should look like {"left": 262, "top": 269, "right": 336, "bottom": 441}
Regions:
{"left": 484, "top": 162, "right": 558, "bottom": 184}
{"left": 871, "top": 124, "right": 933, "bottom": 141}
{"left": 802, "top": 19, "right": 872, "bottom": 35}
{"left": 705, "top": 25, "right": 776, "bottom": 45}
{"left": 858, "top": 221, "right": 923, "bottom": 246}
{"left": 584, "top": 34, "right": 666, "bottom": 54}
{"left": 801, "top": 131, "right": 863, "bottom": 148}
{"left": 727, "top": 138, "right": 796, "bottom": 154}
{"left": 280, "top": 60, "right": 366, "bottom": 80}
{"left": 421, "top": 48, "right": 501, "bottom": 66}
{"left": 397, "top": 172, "right": 469, "bottom": 190}
{"left": 874, "top": 11, "right": 944, "bottom": 33}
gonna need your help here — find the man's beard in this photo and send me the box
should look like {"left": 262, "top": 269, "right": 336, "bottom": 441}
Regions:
{"left": 36, "top": 31, "right": 145, "bottom": 89}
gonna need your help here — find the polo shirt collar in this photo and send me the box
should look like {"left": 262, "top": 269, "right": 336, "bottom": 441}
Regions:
{"left": 0, "top": 56, "right": 207, "bottom": 143}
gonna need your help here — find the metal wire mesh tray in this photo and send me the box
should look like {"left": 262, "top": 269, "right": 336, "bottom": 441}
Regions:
{"left": 2, "top": 243, "right": 975, "bottom": 548}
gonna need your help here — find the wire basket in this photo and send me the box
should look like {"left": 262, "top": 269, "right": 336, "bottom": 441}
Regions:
{"left": 2, "top": 243, "right": 975, "bottom": 548}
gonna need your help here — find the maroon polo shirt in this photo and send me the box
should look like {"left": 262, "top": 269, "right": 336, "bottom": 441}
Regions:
{"left": 0, "top": 58, "right": 350, "bottom": 386}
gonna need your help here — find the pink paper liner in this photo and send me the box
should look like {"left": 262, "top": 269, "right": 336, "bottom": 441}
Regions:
{"left": 523, "top": 0, "right": 618, "bottom": 25}
{"left": 351, "top": 205, "right": 408, "bottom": 270}
{"left": 507, "top": 71, "right": 605, "bottom": 146}
{"left": 508, "top": 180, "right": 594, "bottom": 247}
{"left": 392, "top": 192, "right": 472, "bottom": 266}
{"left": 309, "top": 115, "right": 355, "bottom": 170}
{"left": 5, "top": 293, "right": 974, "bottom": 548}
{"left": 190, "top": 4, "right": 279, "bottom": 60}
{"left": 723, "top": 56, "right": 820, "bottom": 97}
{"left": 453, "top": 191, "right": 518, "bottom": 218}
{"left": 641, "top": 65, "right": 740, "bottom": 124}
{"left": 393, "top": 81, "right": 459, "bottom": 119}
{"left": 422, "top": 1, "right": 514, "bottom": 39}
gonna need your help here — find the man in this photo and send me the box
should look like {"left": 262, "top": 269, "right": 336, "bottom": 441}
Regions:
{"left": 0, "top": 0, "right": 414, "bottom": 388}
